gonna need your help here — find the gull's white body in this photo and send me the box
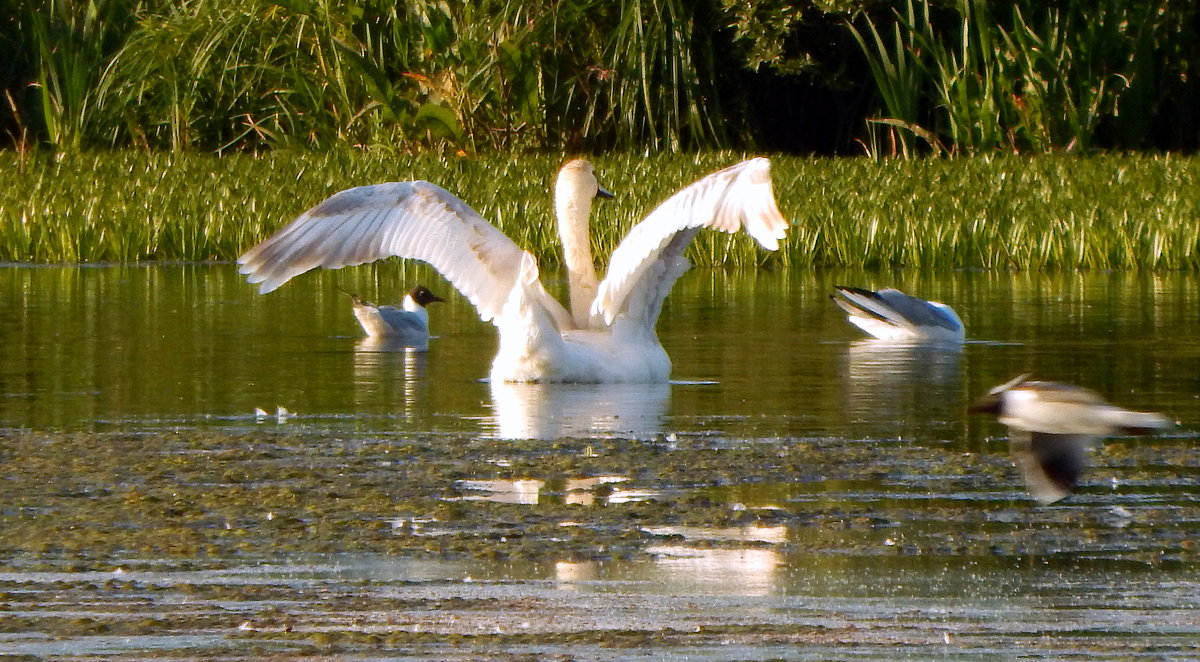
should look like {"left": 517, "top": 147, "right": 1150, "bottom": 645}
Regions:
{"left": 970, "top": 374, "right": 1170, "bottom": 504}
{"left": 831, "top": 286, "right": 964, "bottom": 343}
{"left": 350, "top": 296, "right": 430, "bottom": 341}
{"left": 343, "top": 285, "right": 443, "bottom": 348}
{"left": 238, "top": 158, "right": 788, "bottom": 383}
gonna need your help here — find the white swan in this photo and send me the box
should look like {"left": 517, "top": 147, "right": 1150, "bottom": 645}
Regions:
{"left": 341, "top": 284, "right": 444, "bottom": 344}
{"left": 969, "top": 374, "right": 1171, "bottom": 504}
{"left": 830, "top": 286, "right": 964, "bottom": 343}
{"left": 238, "top": 158, "right": 788, "bottom": 382}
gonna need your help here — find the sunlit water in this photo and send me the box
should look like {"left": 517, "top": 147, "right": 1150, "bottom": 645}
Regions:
{"left": 7, "top": 263, "right": 1197, "bottom": 438}
{"left": 2, "top": 263, "right": 1199, "bottom": 659}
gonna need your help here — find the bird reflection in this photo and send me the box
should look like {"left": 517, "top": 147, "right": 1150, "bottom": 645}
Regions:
{"left": 554, "top": 560, "right": 599, "bottom": 586}
{"left": 356, "top": 334, "right": 431, "bottom": 354}
{"left": 843, "top": 339, "right": 964, "bottom": 429}
{"left": 352, "top": 340, "right": 428, "bottom": 418}
{"left": 486, "top": 381, "right": 670, "bottom": 440}
{"left": 644, "top": 546, "right": 783, "bottom": 596}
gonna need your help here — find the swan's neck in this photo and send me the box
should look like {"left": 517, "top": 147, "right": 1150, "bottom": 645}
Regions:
{"left": 556, "top": 181, "right": 600, "bottom": 329}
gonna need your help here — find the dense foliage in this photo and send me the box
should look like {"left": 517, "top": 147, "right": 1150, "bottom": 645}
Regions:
{"left": 1, "top": 0, "right": 1197, "bottom": 155}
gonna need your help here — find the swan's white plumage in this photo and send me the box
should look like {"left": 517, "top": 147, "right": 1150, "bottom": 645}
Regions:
{"left": 240, "top": 181, "right": 538, "bottom": 324}
{"left": 555, "top": 161, "right": 606, "bottom": 328}
{"left": 239, "top": 158, "right": 788, "bottom": 383}
{"left": 592, "top": 158, "right": 786, "bottom": 326}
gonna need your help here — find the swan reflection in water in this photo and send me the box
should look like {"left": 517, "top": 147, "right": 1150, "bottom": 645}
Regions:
{"left": 486, "top": 380, "right": 671, "bottom": 440}
{"left": 555, "top": 536, "right": 785, "bottom": 596}
{"left": 842, "top": 339, "right": 964, "bottom": 430}
{"left": 643, "top": 546, "right": 784, "bottom": 597}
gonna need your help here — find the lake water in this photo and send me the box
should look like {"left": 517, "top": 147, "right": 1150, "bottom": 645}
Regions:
{"left": 6, "top": 263, "right": 1196, "bottom": 438}
{"left": 1, "top": 263, "right": 1198, "bottom": 659}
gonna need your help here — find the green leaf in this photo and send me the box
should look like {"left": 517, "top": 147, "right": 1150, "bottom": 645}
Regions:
{"left": 415, "top": 102, "right": 461, "bottom": 141}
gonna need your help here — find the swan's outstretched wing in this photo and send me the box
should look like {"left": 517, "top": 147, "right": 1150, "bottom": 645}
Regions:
{"left": 239, "top": 181, "right": 560, "bottom": 324}
{"left": 591, "top": 158, "right": 788, "bottom": 326}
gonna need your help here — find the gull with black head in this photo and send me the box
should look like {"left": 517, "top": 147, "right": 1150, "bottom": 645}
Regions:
{"left": 970, "top": 374, "right": 1171, "bottom": 504}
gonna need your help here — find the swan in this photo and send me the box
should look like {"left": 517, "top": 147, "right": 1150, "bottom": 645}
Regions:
{"left": 340, "top": 284, "right": 444, "bottom": 344}
{"left": 830, "top": 286, "right": 964, "bottom": 343}
{"left": 238, "top": 158, "right": 788, "bottom": 382}
{"left": 969, "top": 374, "right": 1171, "bottom": 504}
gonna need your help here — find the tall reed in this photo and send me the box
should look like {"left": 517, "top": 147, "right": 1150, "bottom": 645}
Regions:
{"left": 849, "top": 0, "right": 1170, "bottom": 155}
{"left": 3, "top": 151, "right": 1199, "bottom": 271}
{"left": 776, "top": 154, "right": 1200, "bottom": 270}
{"left": 18, "top": 0, "right": 139, "bottom": 151}
{"left": 80, "top": 0, "right": 731, "bottom": 152}
{"left": 847, "top": 0, "right": 930, "bottom": 156}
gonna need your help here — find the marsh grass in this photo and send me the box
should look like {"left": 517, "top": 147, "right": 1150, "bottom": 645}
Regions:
{"left": 2, "top": 151, "right": 1198, "bottom": 270}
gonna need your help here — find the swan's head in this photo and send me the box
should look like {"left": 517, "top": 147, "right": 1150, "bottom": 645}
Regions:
{"left": 557, "top": 159, "right": 614, "bottom": 207}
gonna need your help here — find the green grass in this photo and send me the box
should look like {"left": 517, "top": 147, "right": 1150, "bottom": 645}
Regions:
{"left": 2, "top": 150, "right": 1199, "bottom": 270}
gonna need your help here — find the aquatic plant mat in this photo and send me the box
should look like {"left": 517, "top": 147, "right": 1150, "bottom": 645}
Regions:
{"left": 2, "top": 429, "right": 1197, "bottom": 659}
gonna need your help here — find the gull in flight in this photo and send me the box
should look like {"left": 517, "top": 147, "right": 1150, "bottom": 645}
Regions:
{"left": 970, "top": 374, "right": 1171, "bottom": 504}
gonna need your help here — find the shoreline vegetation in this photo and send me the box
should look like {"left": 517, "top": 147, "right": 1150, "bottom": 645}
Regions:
{"left": 2, "top": 150, "right": 1199, "bottom": 270}
{"left": 4, "top": 2, "right": 1197, "bottom": 271}
{"left": 2, "top": 1, "right": 1197, "bottom": 155}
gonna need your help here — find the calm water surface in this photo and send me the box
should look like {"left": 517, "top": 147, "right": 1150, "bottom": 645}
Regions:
{"left": 5, "top": 263, "right": 1197, "bottom": 437}
{"left": 1, "top": 263, "right": 1198, "bottom": 659}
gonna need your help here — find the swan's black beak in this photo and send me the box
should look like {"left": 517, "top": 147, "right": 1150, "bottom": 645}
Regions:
{"left": 596, "top": 186, "right": 614, "bottom": 200}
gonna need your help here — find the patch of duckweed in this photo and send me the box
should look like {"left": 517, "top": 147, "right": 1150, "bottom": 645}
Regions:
{"left": 1, "top": 429, "right": 1198, "bottom": 569}
{"left": 1, "top": 428, "right": 1198, "bottom": 659}
{"left": 242, "top": 623, "right": 842, "bottom": 651}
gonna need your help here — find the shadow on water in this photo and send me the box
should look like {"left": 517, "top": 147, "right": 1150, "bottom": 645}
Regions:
{"left": 1, "top": 263, "right": 1199, "bottom": 659}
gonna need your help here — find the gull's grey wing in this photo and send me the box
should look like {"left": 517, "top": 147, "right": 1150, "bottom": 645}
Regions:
{"left": 375, "top": 306, "right": 428, "bottom": 335}
{"left": 834, "top": 286, "right": 962, "bottom": 332}
{"left": 1009, "top": 429, "right": 1094, "bottom": 504}
{"left": 874, "top": 289, "right": 963, "bottom": 331}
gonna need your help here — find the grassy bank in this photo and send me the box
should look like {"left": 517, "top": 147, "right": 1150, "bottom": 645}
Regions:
{"left": 2, "top": 150, "right": 1198, "bottom": 269}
